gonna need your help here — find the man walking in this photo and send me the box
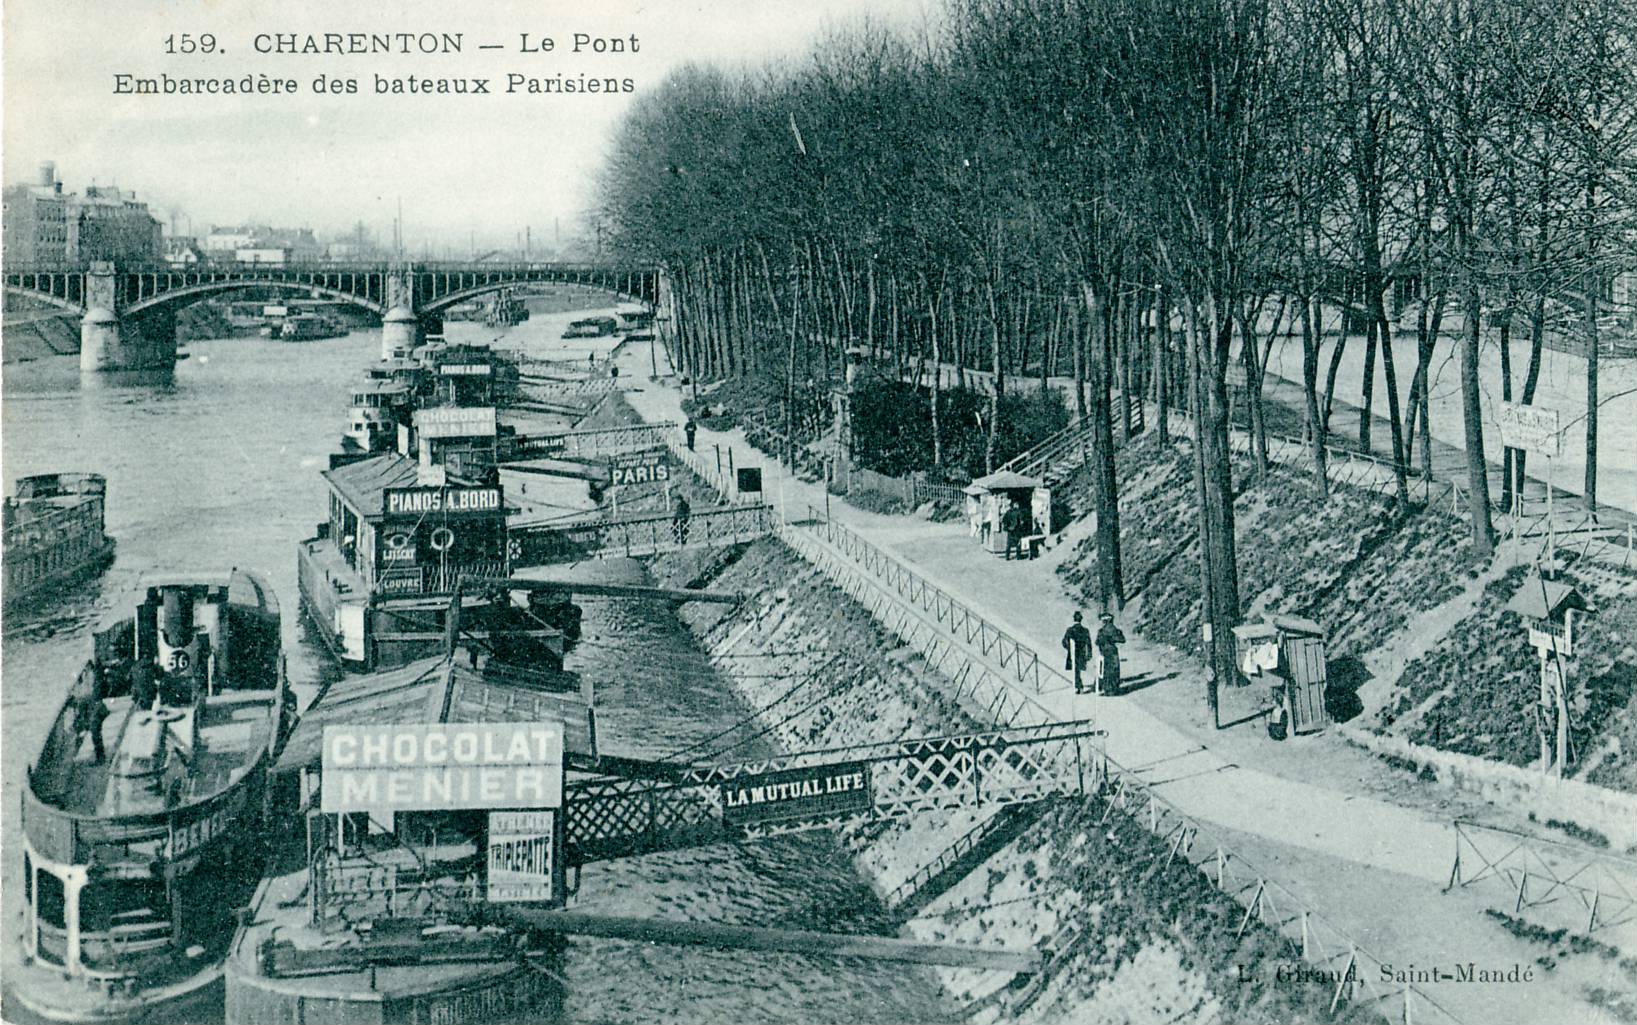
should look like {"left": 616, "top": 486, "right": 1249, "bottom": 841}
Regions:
{"left": 684, "top": 419, "right": 698, "bottom": 451}
{"left": 1062, "top": 612, "right": 1094, "bottom": 693}
{"left": 1096, "top": 612, "right": 1126, "bottom": 695}
{"left": 672, "top": 494, "right": 692, "bottom": 545}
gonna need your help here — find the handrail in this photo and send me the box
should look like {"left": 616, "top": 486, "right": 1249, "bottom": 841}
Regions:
{"left": 799, "top": 506, "right": 1045, "bottom": 694}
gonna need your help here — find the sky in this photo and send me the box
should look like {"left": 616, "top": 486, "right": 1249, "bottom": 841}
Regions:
{"left": 2, "top": 0, "right": 935, "bottom": 256}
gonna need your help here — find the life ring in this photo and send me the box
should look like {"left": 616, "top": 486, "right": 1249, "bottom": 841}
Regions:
{"left": 429, "top": 527, "right": 456, "bottom": 552}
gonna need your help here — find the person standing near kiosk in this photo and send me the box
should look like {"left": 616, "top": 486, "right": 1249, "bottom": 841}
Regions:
{"left": 1095, "top": 613, "right": 1125, "bottom": 695}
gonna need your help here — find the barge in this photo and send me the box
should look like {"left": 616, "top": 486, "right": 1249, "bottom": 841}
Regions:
{"left": 11, "top": 570, "right": 292, "bottom": 1023}
{"left": 297, "top": 454, "right": 512, "bottom": 671}
{"left": 3, "top": 473, "right": 116, "bottom": 614}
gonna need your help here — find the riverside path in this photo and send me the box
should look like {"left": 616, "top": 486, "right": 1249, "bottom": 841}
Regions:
{"left": 608, "top": 338, "right": 1636, "bottom": 1025}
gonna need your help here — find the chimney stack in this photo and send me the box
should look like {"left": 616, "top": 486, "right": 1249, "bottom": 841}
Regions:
{"left": 38, "top": 161, "right": 55, "bottom": 188}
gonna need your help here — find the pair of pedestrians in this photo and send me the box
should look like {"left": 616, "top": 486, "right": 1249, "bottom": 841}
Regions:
{"left": 1062, "top": 610, "right": 1124, "bottom": 695}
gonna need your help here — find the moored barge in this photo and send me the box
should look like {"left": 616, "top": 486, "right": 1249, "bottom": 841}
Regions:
{"left": 3, "top": 473, "right": 116, "bottom": 613}
{"left": 11, "top": 569, "right": 292, "bottom": 1022}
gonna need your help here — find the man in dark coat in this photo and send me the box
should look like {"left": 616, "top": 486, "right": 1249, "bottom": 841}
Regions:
{"left": 672, "top": 494, "right": 692, "bottom": 544}
{"left": 1002, "top": 500, "right": 1025, "bottom": 560}
{"left": 73, "top": 666, "right": 109, "bottom": 762}
{"left": 1062, "top": 612, "right": 1094, "bottom": 693}
{"left": 684, "top": 419, "right": 698, "bottom": 451}
{"left": 1096, "top": 613, "right": 1126, "bottom": 695}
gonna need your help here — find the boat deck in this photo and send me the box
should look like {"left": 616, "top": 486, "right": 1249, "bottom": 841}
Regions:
{"left": 301, "top": 537, "right": 367, "bottom": 599}
{"left": 41, "top": 693, "right": 274, "bottom": 817}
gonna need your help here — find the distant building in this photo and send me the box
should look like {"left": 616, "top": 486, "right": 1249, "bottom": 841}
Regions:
{"left": 73, "top": 185, "right": 163, "bottom": 263}
{"left": 234, "top": 246, "right": 294, "bottom": 266}
{"left": 164, "top": 235, "right": 206, "bottom": 267}
{"left": 2, "top": 163, "right": 161, "bottom": 265}
{"left": 2, "top": 163, "right": 71, "bottom": 266}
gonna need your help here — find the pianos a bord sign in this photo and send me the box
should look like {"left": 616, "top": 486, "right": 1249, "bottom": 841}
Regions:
{"left": 719, "top": 761, "right": 873, "bottom": 826}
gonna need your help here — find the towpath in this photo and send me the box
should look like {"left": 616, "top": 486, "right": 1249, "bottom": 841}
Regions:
{"left": 597, "top": 340, "right": 1633, "bottom": 1023}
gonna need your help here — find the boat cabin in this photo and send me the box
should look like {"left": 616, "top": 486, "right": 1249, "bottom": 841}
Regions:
{"left": 408, "top": 405, "right": 500, "bottom": 480}
{"left": 319, "top": 454, "right": 509, "bottom": 599}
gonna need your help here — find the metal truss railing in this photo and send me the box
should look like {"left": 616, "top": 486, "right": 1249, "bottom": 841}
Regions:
{"left": 1448, "top": 819, "right": 1637, "bottom": 936}
{"left": 563, "top": 722, "right": 1101, "bottom": 866}
{"left": 509, "top": 504, "right": 775, "bottom": 566}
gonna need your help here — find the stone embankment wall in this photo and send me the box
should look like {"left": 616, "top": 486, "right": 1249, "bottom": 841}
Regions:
{"left": 651, "top": 539, "right": 1354, "bottom": 1023}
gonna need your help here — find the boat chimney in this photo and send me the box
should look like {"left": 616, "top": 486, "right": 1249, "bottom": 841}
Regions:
{"left": 161, "top": 587, "right": 195, "bottom": 647}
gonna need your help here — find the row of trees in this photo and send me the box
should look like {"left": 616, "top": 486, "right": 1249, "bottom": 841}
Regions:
{"left": 598, "top": 0, "right": 1636, "bottom": 705}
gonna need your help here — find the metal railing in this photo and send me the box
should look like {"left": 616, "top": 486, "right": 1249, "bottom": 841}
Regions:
{"left": 510, "top": 505, "right": 775, "bottom": 566}
{"left": 803, "top": 507, "right": 1045, "bottom": 694}
{"left": 1448, "top": 820, "right": 1637, "bottom": 935}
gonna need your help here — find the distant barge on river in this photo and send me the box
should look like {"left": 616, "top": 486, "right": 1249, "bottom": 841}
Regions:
{"left": 3, "top": 473, "right": 115, "bottom": 613}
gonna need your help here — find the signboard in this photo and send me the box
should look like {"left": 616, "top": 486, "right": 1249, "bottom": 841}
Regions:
{"left": 383, "top": 485, "right": 502, "bottom": 519}
{"left": 610, "top": 453, "right": 670, "bottom": 487}
{"left": 438, "top": 363, "right": 492, "bottom": 376}
{"left": 487, "top": 810, "right": 557, "bottom": 903}
{"left": 736, "top": 468, "right": 763, "bottom": 494}
{"left": 416, "top": 406, "right": 497, "bottom": 439}
{"left": 381, "top": 531, "right": 416, "bottom": 563}
{"left": 320, "top": 722, "right": 564, "bottom": 813}
{"left": 1498, "top": 402, "right": 1561, "bottom": 457}
{"left": 720, "top": 761, "right": 872, "bottom": 826}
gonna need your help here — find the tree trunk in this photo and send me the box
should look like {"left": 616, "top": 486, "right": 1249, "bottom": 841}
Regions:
{"left": 1460, "top": 283, "right": 1495, "bottom": 554}
{"left": 1301, "top": 293, "right": 1330, "bottom": 498}
{"left": 1081, "top": 281, "right": 1124, "bottom": 611}
{"left": 1156, "top": 287, "right": 1170, "bottom": 446}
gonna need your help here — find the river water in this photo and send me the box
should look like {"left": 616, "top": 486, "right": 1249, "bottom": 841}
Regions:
{"left": 0, "top": 309, "right": 954, "bottom": 1025}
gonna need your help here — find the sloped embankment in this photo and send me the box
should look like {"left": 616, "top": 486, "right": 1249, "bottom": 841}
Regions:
{"left": 1053, "top": 434, "right": 1637, "bottom": 791}
{"left": 651, "top": 538, "right": 1358, "bottom": 1022}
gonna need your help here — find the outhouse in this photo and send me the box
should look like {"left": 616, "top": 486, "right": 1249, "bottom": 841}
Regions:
{"left": 1232, "top": 614, "right": 1329, "bottom": 736}
{"left": 963, "top": 471, "right": 1052, "bottom": 556}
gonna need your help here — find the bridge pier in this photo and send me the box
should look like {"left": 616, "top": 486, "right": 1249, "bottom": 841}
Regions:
{"left": 381, "top": 306, "right": 418, "bottom": 359}
{"left": 79, "top": 307, "right": 176, "bottom": 372}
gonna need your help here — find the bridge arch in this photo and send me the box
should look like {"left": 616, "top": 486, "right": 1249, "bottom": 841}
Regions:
{"left": 417, "top": 268, "right": 659, "bottom": 315}
{"left": 123, "top": 280, "right": 388, "bottom": 317}
{"left": 3, "top": 285, "right": 88, "bottom": 315}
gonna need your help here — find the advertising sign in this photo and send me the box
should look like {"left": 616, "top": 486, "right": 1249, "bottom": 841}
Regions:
{"left": 719, "top": 761, "right": 872, "bottom": 826}
{"left": 321, "top": 722, "right": 564, "bottom": 813}
{"left": 610, "top": 453, "right": 670, "bottom": 487}
{"left": 1498, "top": 402, "right": 1561, "bottom": 457}
{"left": 487, "top": 810, "right": 557, "bottom": 903}
{"left": 383, "top": 485, "right": 502, "bottom": 518}
{"left": 416, "top": 406, "right": 498, "bottom": 439}
{"left": 736, "top": 467, "right": 763, "bottom": 494}
{"left": 438, "top": 363, "right": 492, "bottom": 376}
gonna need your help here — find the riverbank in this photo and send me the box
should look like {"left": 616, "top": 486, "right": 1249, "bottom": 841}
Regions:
{"left": 650, "top": 539, "right": 1362, "bottom": 1022}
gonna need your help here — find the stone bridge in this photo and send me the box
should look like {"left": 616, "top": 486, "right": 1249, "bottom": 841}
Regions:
{"left": 3, "top": 260, "right": 663, "bottom": 371}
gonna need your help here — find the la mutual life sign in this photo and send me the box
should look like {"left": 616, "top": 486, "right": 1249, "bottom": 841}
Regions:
{"left": 321, "top": 722, "right": 564, "bottom": 813}
{"left": 720, "top": 761, "right": 872, "bottom": 827}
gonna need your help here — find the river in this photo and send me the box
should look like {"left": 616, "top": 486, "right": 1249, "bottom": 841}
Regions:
{"left": 0, "top": 307, "right": 954, "bottom": 1025}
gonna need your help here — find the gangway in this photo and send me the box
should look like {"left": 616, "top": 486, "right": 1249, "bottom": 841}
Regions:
{"left": 562, "top": 720, "right": 1102, "bottom": 866}
{"left": 508, "top": 504, "right": 776, "bottom": 566}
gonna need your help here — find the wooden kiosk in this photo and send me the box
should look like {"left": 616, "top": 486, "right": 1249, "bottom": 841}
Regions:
{"left": 1232, "top": 614, "right": 1329, "bottom": 738}
{"left": 962, "top": 471, "right": 1052, "bottom": 557}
